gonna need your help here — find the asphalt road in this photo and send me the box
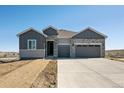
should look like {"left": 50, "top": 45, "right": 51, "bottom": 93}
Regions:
{"left": 58, "top": 58, "right": 124, "bottom": 88}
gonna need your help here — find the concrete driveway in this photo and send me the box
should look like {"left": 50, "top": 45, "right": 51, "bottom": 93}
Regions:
{"left": 58, "top": 58, "right": 124, "bottom": 88}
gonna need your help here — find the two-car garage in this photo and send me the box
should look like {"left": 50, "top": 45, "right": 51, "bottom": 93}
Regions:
{"left": 75, "top": 45, "right": 101, "bottom": 58}
{"left": 58, "top": 44, "right": 101, "bottom": 58}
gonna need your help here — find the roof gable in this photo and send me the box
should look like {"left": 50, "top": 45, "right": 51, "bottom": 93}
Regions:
{"left": 17, "top": 27, "right": 46, "bottom": 37}
{"left": 42, "top": 25, "right": 58, "bottom": 36}
{"left": 72, "top": 27, "right": 107, "bottom": 39}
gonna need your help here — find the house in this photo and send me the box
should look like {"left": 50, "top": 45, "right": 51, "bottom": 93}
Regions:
{"left": 17, "top": 26, "right": 107, "bottom": 59}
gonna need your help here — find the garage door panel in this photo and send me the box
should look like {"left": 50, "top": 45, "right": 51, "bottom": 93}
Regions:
{"left": 76, "top": 45, "right": 100, "bottom": 58}
{"left": 58, "top": 45, "right": 70, "bottom": 57}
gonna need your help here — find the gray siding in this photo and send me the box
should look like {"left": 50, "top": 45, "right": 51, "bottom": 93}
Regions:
{"left": 19, "top": 30, "right": 46, "bottom": 49}
{"left": 43, "top": 27, "right": 58, "bottom": 36}
{"left": 72, "top": 29, "right": 105, "bottom": 39}
{"left": 18, "top": 27, "right": 106, "bottom": 59}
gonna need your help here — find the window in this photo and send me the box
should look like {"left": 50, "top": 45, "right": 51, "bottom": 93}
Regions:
{"left": 82, "top": 45, "right": 87, "bottom": 47}
{"left": 27, "top": 39, "right": 37, "bottom": 50}
{"left": 95, "top": 45, "right": 100, "bottom": 47}
{"left": 89, "top": 45, "right": 94, "bottom": 47}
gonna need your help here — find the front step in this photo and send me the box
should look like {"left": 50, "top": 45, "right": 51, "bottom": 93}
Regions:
{"left": 46, "top": 56, "right": 55, "bottom": 59}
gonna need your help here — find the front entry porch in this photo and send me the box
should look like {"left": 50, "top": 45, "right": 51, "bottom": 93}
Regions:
{"left": 46, "top": 41, "right": 54, "bottom": 57}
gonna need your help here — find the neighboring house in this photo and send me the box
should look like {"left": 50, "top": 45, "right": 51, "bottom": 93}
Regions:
{"left": 17, "top": 26, "right": 107, "bottom": 59}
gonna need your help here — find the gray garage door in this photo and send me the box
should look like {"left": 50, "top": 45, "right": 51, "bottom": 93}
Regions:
{"left": 58, "top": 45, "right": 70, "bottom": 58}
{"left": 76, "top": 45, "right": 101, "bottom": 58}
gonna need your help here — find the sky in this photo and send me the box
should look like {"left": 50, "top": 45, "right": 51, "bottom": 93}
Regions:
{"left": 0, "top": 5, "right": 124, "bottom": 52}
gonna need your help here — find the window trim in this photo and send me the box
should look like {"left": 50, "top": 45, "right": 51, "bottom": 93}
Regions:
{"left": 27, "top": 39, "right": 37, "bottom": 50}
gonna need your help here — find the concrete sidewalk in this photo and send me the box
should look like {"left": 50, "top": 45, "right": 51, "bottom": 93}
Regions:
{"left": 58, "top": 58, "right": 124, "bottom": 88}
{"left": 0, "top": 59, "right": 49, "bottom": 88}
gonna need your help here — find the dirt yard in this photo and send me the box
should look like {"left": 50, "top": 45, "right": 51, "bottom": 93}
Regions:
{"left": 0, "top": 60, "right": 31, "bottom": 76}
{"left": 31, "top": 60, "right": 57, "bottom": 88}
{"left": 0, "top": 59, "right": 57, "bottom": 88}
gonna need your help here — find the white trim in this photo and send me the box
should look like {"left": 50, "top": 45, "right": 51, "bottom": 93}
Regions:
{"left": 17, "top": 27, "right": 46, "bottom": 37}
{"left": 87, "top": 27, "right": 107, "bottom": 38}
{"left": 57, "top": 43, "right": 71, "bottom": 45}
{"left": 74, "top": 43, "right": 102, "bottom": 45}
{"left": 100, "top": 44, "right": 102, "bottom": 57}
{"left": 46, "top": 39, "right": 54, "bottom": 41}
{"left": 72, "top": 27, "right": 107, "bottom": 38}
{"left": 27, "top": 39, "right": 37, "bottom": 50}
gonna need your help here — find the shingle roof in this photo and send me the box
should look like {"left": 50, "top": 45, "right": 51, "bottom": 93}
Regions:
{"left": 57, "top": 29, "right": 77, "bottom": 38}
{"left": 17, "top": 26, "right": 107, "bottom": 39}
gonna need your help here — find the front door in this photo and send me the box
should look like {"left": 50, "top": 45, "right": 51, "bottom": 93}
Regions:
{"left": 47, "top": 41, "right": 54, "bottom": 56}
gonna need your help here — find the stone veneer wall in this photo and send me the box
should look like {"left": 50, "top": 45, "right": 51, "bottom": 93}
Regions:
{"left": 20, "top": 49, "right": 45, "bottom": 59}
{"left": 46, "top": 38, "right": 105, "bottom": 58}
